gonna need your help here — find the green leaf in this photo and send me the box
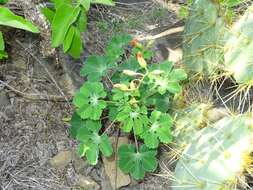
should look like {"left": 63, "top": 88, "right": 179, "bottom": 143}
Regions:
{"left": 51, "top": 4, "right": 80, "bottom": 47}
{"left": 86, "top": 143, "right": 99, "bottom": 165}
{"left": 73, "top": 82, "right": 107, "bottom": 120}
{"left": 0, "top": 31, "right": 4, "bottom": 51}
{"left": 0, "top": 7, "right": 39, "bottom": 33}
{"left": 118, "top": 144, "right": 158, "bottom": 180}
{"left": 148, "top": 62, "right": 186, "bottom": 95}
{"left": 167, "top": 82, "right": 182, "bottom": 94}
{"left": 78, "top": 0, "right": 91, "bottom": 11}
{"left": 144, "top": 92, "right": 171, "bottom": 112}
{"left": 78, "top": 142, "right": 89, "bottom": 157}
{"left": 141, "top": 110, "right": 173, "bottom": 148}
{"left": 91, "top": 0, "right": 115, "bottom": 6}
{"left": 66, "top": 27, "right": 83, "bottom": 58}
{"left": 0, "top": 31, "right": 7, "bottom": 59}
{"left": 169, "top": 69, "right": 187, "bottom": 81}
{"left": 63, "top": 26, "right": 75, "bottom": 52}
{"left": 118, "top": 56, "right": 140, "bottom": 72}
{"left": 178, "top": 6, "right": 189, "bottom": 19}
{"left": 0, "top": 0, "right": 8, "bottom": 5}
{"left": 51, "top": 0, "right": 72, "bottom": 9}
{"left": 70, "top": 112, "right": 86, "bottom": 138}
{"left": 0, "top": 50, "right": 7, "bottom": 59}
{"left": 76, "top": 10, "right": 88, "bottom": 32}
{"left": 76, "top": 121, "right": 113, "bottom": 165}
{"left": 80, "top": 55, "right": 111, "bottom": 81}
{"left": 99, "top": 135, "right": 113, "bottom": 156}
{"left": 149, "top": 60, "right": 173, "bottom": 73}
{"left": 225, "top": 0, "right": 242, "bottom": 7}
{"left": 40, "top": 7, "right": 55, "bottom": 24}
{"left": 116, "top": 104, "right": 148, "bottom": 135}
{"left": 105, "top": 34, "right": 132, "bottom": 62}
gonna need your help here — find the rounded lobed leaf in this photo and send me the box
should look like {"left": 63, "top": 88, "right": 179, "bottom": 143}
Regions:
{"left": 73, "top": 82, "right": 107, "bottom": 120}
{"left": 118, "top": 144, "right": 158, "bottom": 180}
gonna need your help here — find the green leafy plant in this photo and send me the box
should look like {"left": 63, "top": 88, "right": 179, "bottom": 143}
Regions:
{"left": 0, "top": 2, "right": 39, "bottom": 59}
{"left": 41, "top": 0, "right": 115, "bottom": 58}
{"left": 70, "top": 35, "right": 187, "bottom": 179}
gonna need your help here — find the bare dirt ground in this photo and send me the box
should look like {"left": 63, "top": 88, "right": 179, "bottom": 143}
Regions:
{"left": 0, "top": 1, "right": 184, "bottom": 189}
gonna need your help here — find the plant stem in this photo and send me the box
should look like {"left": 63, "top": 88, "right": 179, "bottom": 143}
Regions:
{"left": 102, "top": 119, "right": 116, "bottom": 135}
{"left": 133, "top": 132, "right": 139, "bottom": 152}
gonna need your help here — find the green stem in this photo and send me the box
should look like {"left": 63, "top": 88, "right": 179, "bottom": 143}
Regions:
{"left": 133, "top": 131, "right": 139, "bottom": 152}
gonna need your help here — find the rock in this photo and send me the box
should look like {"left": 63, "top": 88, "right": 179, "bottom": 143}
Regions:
{"left": 168, "top": 47, "right": 182, "bottom": 63}
{"left": 77, "top": 175, "right": 100, "bottom": 190}
{"left": 72, "top": 150, "right": 90, "bottom": 174}
{"left": 49, "top": 150, "right": 73, "bottom": 169}
{"left": 102, "top": 137, "right": 131, "bottom": 189}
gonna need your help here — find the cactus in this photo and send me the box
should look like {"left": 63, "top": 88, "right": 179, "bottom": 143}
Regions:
{"left": 173, "top": 103, "right": 211, "bottom": 149}
{"left": 183, "top": 0, "right": 226, "bottom": 75}
{"left": 225, "top": 5, "right": 253, "bottom": 84}
{"left": 172, "top": 114, "right": 253, "bottom": 190}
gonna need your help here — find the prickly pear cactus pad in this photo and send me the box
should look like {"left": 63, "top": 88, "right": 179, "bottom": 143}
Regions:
{"left": 172, "top": 115, "right": 253, "bottom": 190}
{"left": 173, "top": 103, "right": 211, "bottom": 149}
{"left": 183, "top": 0, "right": 225, "bottom": 75}
{"left": 169, "top": 103, "right": 211, "bottom": 161}
{"left": 225, "top": 5, "right": 253, "bottom": 84}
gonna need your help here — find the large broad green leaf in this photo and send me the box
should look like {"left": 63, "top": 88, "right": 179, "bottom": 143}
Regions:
{"left": 0, "top": 7, "right": 39, "bottom": 33}
{"left": 76, "top": 10, "right": 88, "bottom": 32}
{"left": 73, "top": 82, "right": 107, "bottom": 120}
{"left": 40, "top": 7, "right": 55, "bottom": 24}
{"left": 0, "top": 0, "right": 8, "bottom": 4}
{"left": 78, "top": 0, "right": 91, "bottom": 11}
{"left": 80, "top": 55, "right": 111, "bottom": 81}
{"left": 92, "top": 0, "right": 115, "bottom": 6}
{"left": 141, "top": 110, "right": 173, "bottom": 148}
{"left": 0, "top": 31, "right": 4, "bottom": 51}
{"left": 118, "top": 144, "right": 158, "bottom": 180}
{"left": 76, "top": 121, "right": 113, "bottom": 165}
{"left": 66, "top": 27, "right": 83, "bottom": 58}
{"left": 0, "top": 31, "right": 7, "bottom": 59}
{"left": 51, "top": 0, "right": 72, "bottom": 9}
{"left": 63, "top": 26, "right": 75, "bottom": 53}
{"left": 51, "top": 4, "right": 80, "bottom": 47}
{"left": 0, "top": 50, "right": 7, "bottom": 59}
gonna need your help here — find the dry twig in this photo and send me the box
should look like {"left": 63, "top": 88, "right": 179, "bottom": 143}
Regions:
{"left": 0, "top": 80, "right": 72, "bottom": 102}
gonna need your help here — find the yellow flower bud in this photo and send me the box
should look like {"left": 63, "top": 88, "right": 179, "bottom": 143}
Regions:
{"left": 113, "top": 84, "right": 129, "bottom": 91}
{"left": 136, "top": 52, "right": 147, "bottom": 68}
{"left": 123, "top": 70, "right": 138, "bottom": 76}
